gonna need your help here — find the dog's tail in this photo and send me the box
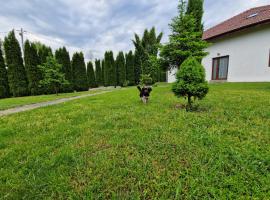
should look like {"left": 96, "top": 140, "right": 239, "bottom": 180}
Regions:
{"left": 137, "top": 86, "right": 141, "bottom": 92}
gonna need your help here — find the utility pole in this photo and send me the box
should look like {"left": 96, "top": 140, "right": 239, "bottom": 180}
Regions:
{"left": 16, "top": 28, "right": 27, "bottom": 57}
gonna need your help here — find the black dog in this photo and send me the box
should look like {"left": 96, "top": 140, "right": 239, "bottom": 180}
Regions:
{"left": 137, "top": 86, "right": 152, "bottom": 104}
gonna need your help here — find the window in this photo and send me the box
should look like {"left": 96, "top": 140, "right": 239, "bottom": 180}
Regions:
{"left": 212, "top": 56, "right": 229, "bottom": 80}
{"left": 246, "top": 13, "right": 258, "bottom": 19}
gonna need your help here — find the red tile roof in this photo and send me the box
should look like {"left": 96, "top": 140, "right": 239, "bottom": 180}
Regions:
{"left": 203, "top": 5, "right": 270, "bottom": 40}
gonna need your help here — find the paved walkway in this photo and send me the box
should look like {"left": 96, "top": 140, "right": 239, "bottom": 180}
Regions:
{"left": 0, "top": 89, "right": 118, "bottom": 117}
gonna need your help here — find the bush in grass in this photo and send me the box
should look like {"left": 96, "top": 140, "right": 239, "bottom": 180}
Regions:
{"left": 123, "top": 80, "right": 130, "bottom": 87}
{"left": 172, "top": 56, "right": 208, "bottom": 110}
{"left": 139, "top": 74, "right": 152, "bottom": 86}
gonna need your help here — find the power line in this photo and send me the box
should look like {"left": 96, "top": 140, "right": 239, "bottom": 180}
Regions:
{"left": 1, "top": 28, "right": 89, "bottom": 57}
{"left": 16, "top": 28, "right": 27, "bottom": 57}
{"left": 26, "top": 31, "right": 84, "bottom": 51}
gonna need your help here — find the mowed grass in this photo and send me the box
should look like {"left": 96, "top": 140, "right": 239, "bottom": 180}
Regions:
{"left": 0, "top": 89, "right": 109, "bottom": 111}
{"left": 0, "top": 83, "right": 270, "bottom": 199}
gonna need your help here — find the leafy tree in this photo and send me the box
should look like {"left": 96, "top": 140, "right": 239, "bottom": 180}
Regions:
{"left": 87, "top": 61, "right": 96, "bottom": 88}
{"left": 133, "top": 27, "right": 163, "bottom": 82}
{"left": 95, "top": 59, "right": 102, "bottom": 86}
{"left": 104, "top": 51, "right": 116, "bottom": 86}
{"left": 39, "top": 56, "right": 69, "bottom": 95}
{"left": 0, "top": 45, "right": 9, "bottom": 98}
{"left": 172, "top": 56, "right": 209, "bottom": 110}
{"left": 160, "top": 0, "right": 208, "bottom": 69}
{"left": 115, "top": 51, "right": 126, "bottom": 86}
{"left": 71, "top": 52, "right": 88, "bottom": 91}
{"left": 133, "top": 34, "right": 149, "bottom": 76}
{"left": 24, "top": 40, "right": 43, "bottom": 95}
{"left": 187, "top": 0, "right": 204, "bottom": 32}
{"left": 4, "top": 30, "right": 28, "bottom": 97}
{"left": 125, "top": 51, "right": 135, "bottom": 85}
{"left": 55, "top": 47, "right": 73, "bottom": 92}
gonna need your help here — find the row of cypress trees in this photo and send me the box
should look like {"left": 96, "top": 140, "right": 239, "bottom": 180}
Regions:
{"left": 0, "top": 30, "right": 99, "bottom": 98}
{"left": 100, "top": 47, "right": 167, "bottom": 88}
{"left": 0, "top": 26, "right": 168, "bottom": 99}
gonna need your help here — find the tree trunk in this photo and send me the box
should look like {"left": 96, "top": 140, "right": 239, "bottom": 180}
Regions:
{"left": 187, "top": 95, "right": 192, "bottom": 111}
{"left": 54, "top": 86, "right": 58, "bottom": 96}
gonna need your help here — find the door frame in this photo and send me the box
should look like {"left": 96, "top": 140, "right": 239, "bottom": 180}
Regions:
{"left": 212, "top": 55, "right": 229, "bottom": 80}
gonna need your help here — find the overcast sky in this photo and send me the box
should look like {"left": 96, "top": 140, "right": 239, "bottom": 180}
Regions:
{"left": 0, "top": 0, "right": 269, "bottom": 60}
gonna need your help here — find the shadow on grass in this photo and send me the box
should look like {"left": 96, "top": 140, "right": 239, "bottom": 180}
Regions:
{"left": 174, "top": 103, "right": 212, "bottom": 113}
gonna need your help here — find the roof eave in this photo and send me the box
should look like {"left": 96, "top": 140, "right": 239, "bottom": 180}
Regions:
{"left": 203, "top": 19, "right": 270, "bottom": 41}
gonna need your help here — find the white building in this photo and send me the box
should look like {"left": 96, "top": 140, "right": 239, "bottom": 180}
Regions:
{"left": 168, "top": 5, "right": 270, "bottom": 83}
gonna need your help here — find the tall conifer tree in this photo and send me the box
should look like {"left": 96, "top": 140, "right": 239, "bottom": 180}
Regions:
{"left": 104, "top": 51, "right": 116, "bottom": 86}
{"left": 187, "top": 0, "right": 204, "bottom": 32}
{"left": 160, "top": 0, "right": 208, "bottom": 69}
{"left": 95, "top": 59, "right": 102, "bottom": 86}
{"left": 55, "top": 47, "right": 73, "bottom": 92}
{"left": 0, "top": 45, "right": 9, "bottom": 98}
{"left": 87, "top": 61, "right": 96, "bottom": 88}
{"left": 134, "top": 50, "right": 141, "bottom": 84}
{"left": 115, "top": 51, "right": 126, "bottom": 86}
{"left": 71, "top": 52, "right": 88, "bottom": 91}
{"left": 34, "top": 42, "right": 53, "bottom": 64}
{"left": 101, "top": 59, "right": 105, "bottom": 86}
{"left": 24, "top": 40, "right": 43, "bottom": 95}
{"left": 125, "top": 51, "right": 135, "bottom": 85}
{"left": 4, "top": 30, "right": 28, "bottom": 97}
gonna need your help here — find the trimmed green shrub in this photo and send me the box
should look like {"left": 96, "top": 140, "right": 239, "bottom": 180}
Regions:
{"left": 172, "top": 56, "right": 209, "bottom": 110}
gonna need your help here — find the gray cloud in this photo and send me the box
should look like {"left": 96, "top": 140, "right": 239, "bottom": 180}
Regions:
{"left": 0, "top": 0, "right": 269, "bottom": 60}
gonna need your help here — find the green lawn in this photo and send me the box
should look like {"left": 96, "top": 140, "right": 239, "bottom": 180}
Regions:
{"left": 0, "top": 89, "right": 110, "bottom": 111}
{"left": 0, "top": 83, "right": 269, "bottom": 199}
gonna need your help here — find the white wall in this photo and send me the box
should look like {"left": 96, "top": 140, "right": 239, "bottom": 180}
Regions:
{"left": 167, "top": 68, "right": 178, "bottom": 83}
{"left": 202, "top": 25, "right": 270, "bottom": 82}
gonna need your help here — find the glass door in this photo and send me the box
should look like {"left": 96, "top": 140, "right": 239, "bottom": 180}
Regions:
{"left": 212, "top": 56, "right": 229, "bottom": 80}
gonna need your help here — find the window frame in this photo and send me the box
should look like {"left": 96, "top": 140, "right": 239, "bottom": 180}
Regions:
{"left": 212, "top": 55, "right": 229, "bottom": 80}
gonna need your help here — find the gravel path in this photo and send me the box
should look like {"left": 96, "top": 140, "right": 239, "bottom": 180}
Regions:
{"left": 0, "top": 89, "right": 117, "bottom": 117}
